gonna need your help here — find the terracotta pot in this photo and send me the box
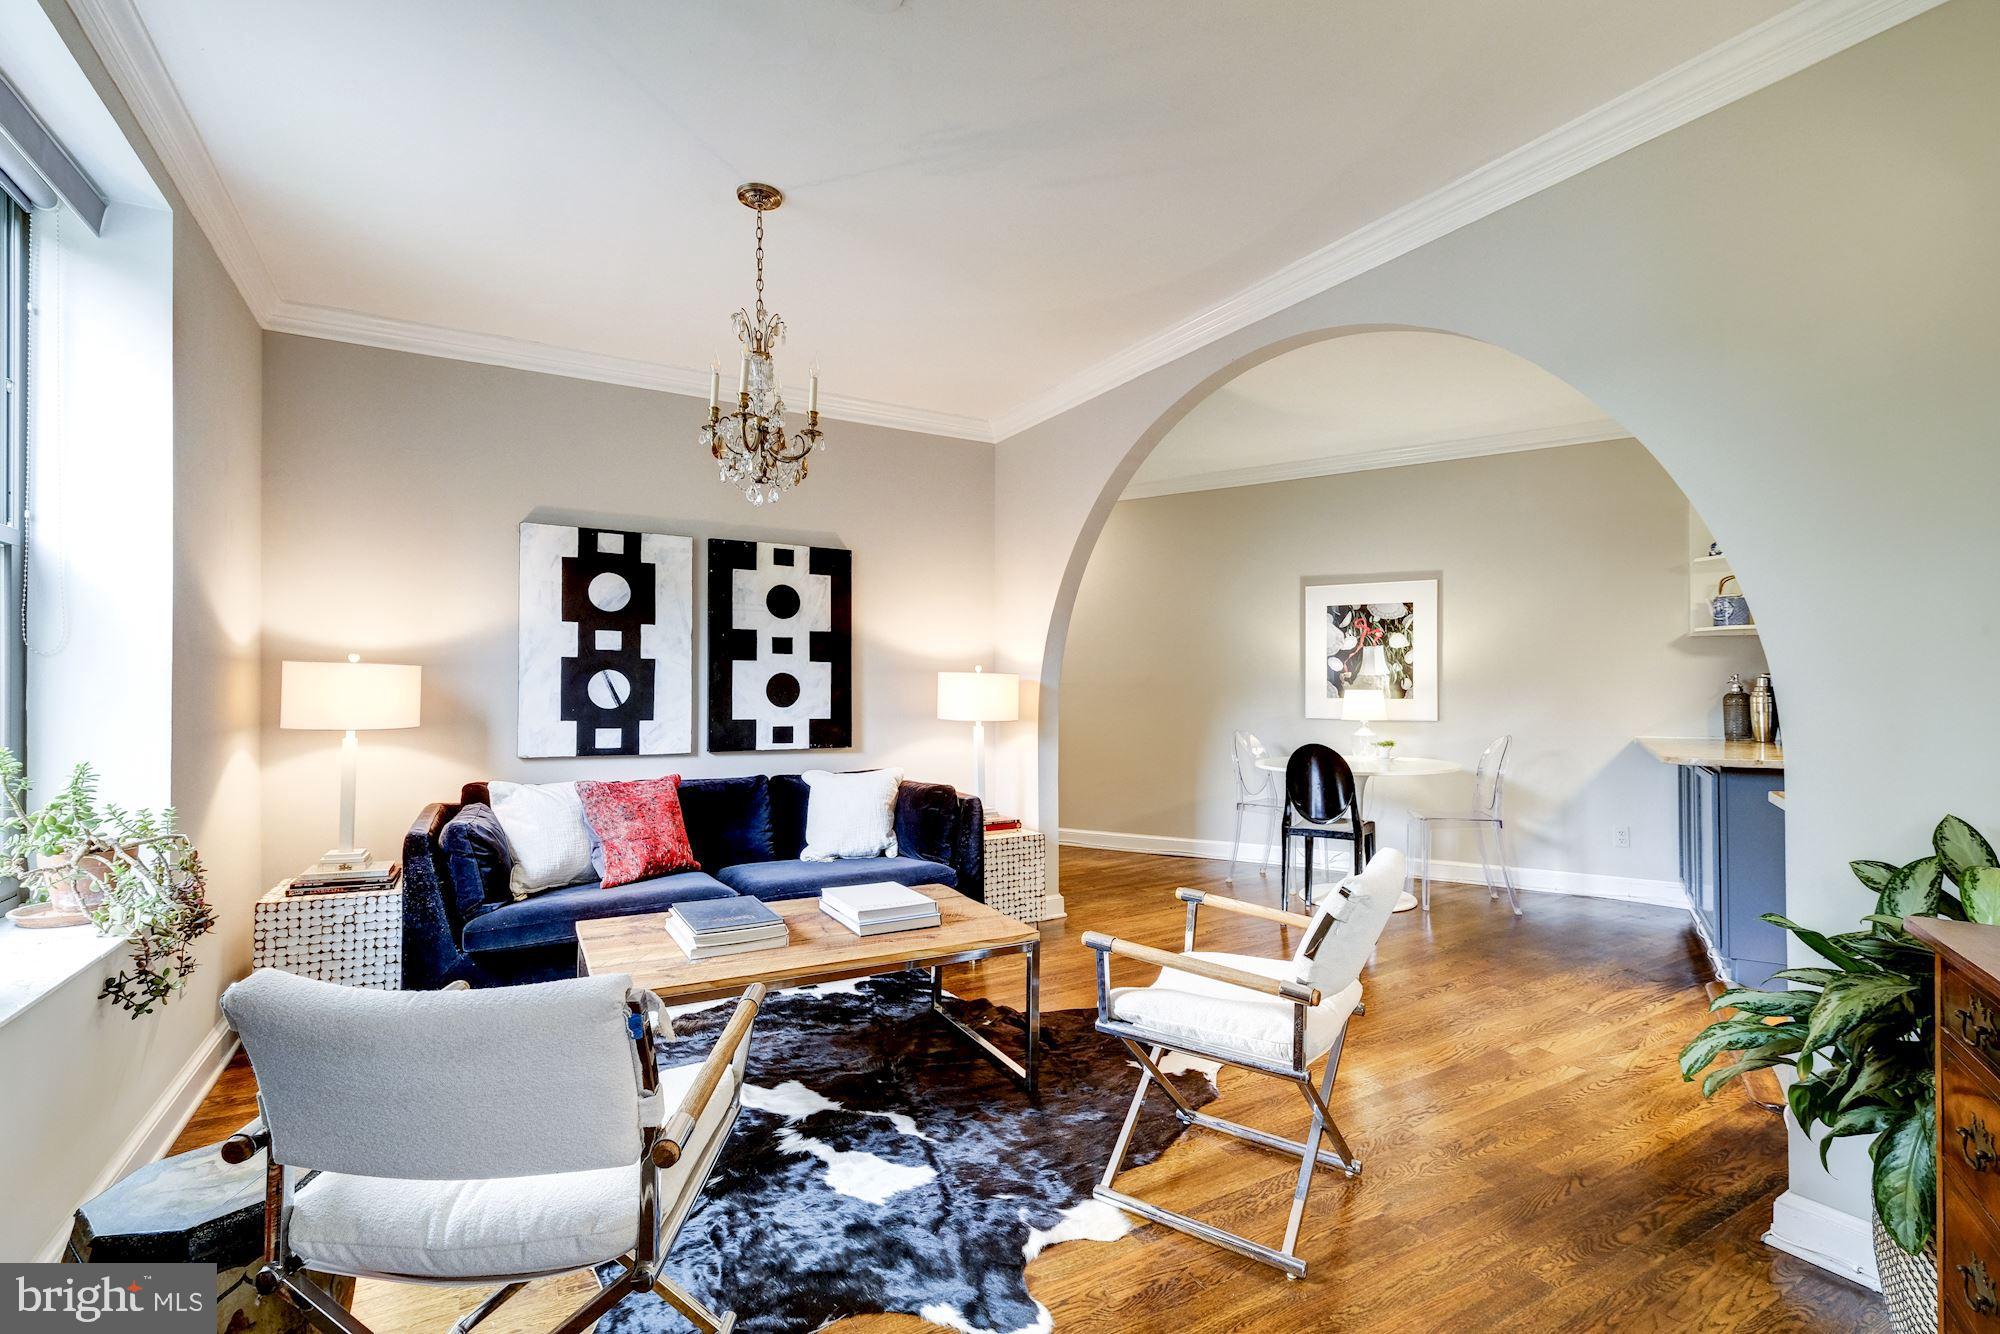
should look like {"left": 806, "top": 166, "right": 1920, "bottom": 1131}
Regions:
{"left": 35, "top": 848, "right": 124, "bottom": 915}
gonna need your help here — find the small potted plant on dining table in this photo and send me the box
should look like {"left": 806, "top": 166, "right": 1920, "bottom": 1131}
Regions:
{"left": 1681, "top": 814, "right": 2000, "bottom": 1334}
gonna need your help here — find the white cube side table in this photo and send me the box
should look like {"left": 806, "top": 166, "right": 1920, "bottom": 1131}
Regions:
{"left": 251, "top": 883, "right": 402, "bottom": 989}
{"left": 983, "top": 827, "right": 1060, "bottom": 923}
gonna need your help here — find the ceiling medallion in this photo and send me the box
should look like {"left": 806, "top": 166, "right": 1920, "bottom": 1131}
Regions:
{"left": 702, "top": 182, "right": 823, "bottom": 505}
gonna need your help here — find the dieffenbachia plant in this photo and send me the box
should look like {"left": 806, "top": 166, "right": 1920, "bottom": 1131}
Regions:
{"left": 1681, "top": 814, "right": 2000, "bottom": 1255}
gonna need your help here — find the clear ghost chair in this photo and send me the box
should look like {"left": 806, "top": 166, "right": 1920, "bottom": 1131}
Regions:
{"left": 1405, "top": 735, "right": 1522, "bottom": 915}
{"left": 1228, "top": 731, "right": 1284, "bottom": 884}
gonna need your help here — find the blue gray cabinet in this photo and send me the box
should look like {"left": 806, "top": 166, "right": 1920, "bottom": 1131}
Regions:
{"left": 1677, "top": 764, "right": 1786, "bottom": 987}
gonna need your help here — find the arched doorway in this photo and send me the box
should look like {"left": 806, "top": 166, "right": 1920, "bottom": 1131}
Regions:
{"left": 1051, "top": 328, "right": 1771, "bottom": 933}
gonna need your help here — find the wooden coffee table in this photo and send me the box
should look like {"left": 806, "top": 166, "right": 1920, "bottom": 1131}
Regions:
{"left": 576, "top": 884, "right": 1044, "bottom": 1093}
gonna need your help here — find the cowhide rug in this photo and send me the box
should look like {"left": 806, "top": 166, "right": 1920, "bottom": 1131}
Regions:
{"left": 593, "top": 970, "right": 1216, "bottom": 1334}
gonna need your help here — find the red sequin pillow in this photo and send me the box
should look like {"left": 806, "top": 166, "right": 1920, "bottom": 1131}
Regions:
{"left": 576, "top": 776, "right": 699, "bottom": 888}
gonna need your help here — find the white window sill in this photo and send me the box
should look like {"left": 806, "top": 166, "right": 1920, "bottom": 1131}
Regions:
{"left": 0, "top": 916, "right": 126, "bottom": 1031}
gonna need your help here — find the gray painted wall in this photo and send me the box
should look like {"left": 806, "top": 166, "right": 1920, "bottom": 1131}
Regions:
{"left": 991, "top": 0, "right": 1998, "bottom": 1243}
{"left": 258, "top": 335, "right": 996, "bottom": 888}
{"left": 2, "top": 0, "right": 263, "bottom": 1261}
{"left": 1060, "top": 442, "right": 1767, "bottom": 890}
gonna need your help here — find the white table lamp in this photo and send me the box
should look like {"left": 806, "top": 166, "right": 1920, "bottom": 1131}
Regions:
{"left": 282, "top": 655, "right": 421, "bottom": 870}
{"left": 938, "top": 666, "right": 1018, "bottom": 801}
{"left": 1342, "top": 686, "right": 1387, "bottom": 742}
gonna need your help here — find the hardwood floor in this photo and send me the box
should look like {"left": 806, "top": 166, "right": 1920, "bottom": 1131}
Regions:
{"left": 173, "top": 847, "right": 1889, "bottom": 1332}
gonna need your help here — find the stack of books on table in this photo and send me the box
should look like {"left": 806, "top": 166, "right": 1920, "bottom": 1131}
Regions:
{"left": 665, "top": 898, "right": 789, "bottom": 961}
{"left": 285, "top": 861, "right": 401, "bottom": 896}
{"left": 819, "top": 882, "right": 942, "bottom": 937}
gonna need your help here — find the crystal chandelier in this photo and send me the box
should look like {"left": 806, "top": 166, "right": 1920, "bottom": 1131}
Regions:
{"left": 702, "top": 183, "right": 823, "bottom": 505}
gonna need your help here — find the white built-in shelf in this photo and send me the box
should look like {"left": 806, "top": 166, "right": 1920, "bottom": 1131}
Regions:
{"left": 1687, "top": 510, "right": 1758, "bottom": 640}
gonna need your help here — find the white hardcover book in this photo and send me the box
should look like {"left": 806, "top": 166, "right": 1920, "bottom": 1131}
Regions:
{"left": 819, "top": 898, "right": 940, "bottom": 937}
{"left": 819, "top": 881, "right": 937, "bottom": 924}
{"left": 667, "top": 915, "right": 789, "bottom": 960}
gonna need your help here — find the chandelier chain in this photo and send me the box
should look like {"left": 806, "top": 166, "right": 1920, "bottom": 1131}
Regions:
{"left": 754, "top": 210, "right": 765, "bottom": 323}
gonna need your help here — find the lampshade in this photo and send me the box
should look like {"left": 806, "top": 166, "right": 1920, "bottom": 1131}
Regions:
{"left": 1341, "top": 687, "right": 1387, "bottom": 723}
{"left": 281, "top": 659, "right": 422, "bottom": 731}
{"left": 938, "top": 669, "right": 1019, "bottom": 723}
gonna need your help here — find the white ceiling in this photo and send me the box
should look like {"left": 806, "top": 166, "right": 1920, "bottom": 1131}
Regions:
{"left": 70, "top": 0, "right": 1928, "bottom": 439}
{"left": 1127, "top": 331, "right": 1623, "bottom": 497}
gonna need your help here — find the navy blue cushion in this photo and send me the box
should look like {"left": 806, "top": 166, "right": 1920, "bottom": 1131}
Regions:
{"left": 678, "top": 775, "right": 774, "bottom": 869}
{"left": 461, "top": 871, "right": 736, "bottom": 954}
{"left": 768, "top": 774, "right": 809, "bottom": 859}
{"left": 440, "top": 804, "right": 513, "bottom": 920}
{"left": 895, "top": 782, "right": 960, "bottom": 866}
{"left": 713, "top": 856, "right": 957, "bottom": 903}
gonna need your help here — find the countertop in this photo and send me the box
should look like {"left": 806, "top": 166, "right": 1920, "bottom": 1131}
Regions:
{"left": 1635, "top": 737, "right": 1785, "bottom": 771}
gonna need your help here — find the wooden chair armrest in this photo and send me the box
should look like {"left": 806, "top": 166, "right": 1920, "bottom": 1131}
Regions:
{"left": 650, "top": 983, "right": 765, "bottom": 1168}
{"left": 1081, "top": 932, "right": 1318, "bottom": 1006}
{"left": 1173, "top": 887, "right": 1313, "bottom": 929}
{"left": 220, "top": 1119, "right": 269, "bottom": 1164}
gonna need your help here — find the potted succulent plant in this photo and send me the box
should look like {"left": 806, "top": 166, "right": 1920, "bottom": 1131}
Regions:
{"left": 0, "top": 749, "right": 216, "bottom": 1017}
{"left": 1681, "top": 814, "right": 2000, "bottom": 1334}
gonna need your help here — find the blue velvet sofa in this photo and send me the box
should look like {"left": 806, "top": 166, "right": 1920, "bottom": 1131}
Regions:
{"left": 401, "top": 774, "right": 984, "bottom": 990}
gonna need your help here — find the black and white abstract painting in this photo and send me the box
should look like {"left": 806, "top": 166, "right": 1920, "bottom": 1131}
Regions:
{"left": 707, "top": 539, "right": 851, "bottom": 751}
{"left": 518, "top": 522, "right": 693, "bottom": 757}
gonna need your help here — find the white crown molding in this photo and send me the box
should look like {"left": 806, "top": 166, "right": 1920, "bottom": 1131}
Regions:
{"left": 265, "top": 300, "right": 995, "bottom": 442}
{"left": 64, "top": 0, "right": 1941, "bottom": 447}
{"left": 65, "top": 0, "right": 280, "bottom": 319}
{"left": 1120, "top": 417, "right": 1627, "bottom": 499}
{"left": 988, "top": 0, "right": 1950, "bottom": 442}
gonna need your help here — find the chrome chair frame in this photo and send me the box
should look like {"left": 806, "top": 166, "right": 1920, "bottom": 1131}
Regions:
{"left": 1227, "top": 730, "right": 1283, "bottom": 885}
{"left": 1406, "top": 735, "right": 1521, "bottom": 915}
{"left": 226, "top": 985, "right": 765, "bottom": 1334}
{"left": 1083, "top": 888, "right": 1365, "bottom": 1278}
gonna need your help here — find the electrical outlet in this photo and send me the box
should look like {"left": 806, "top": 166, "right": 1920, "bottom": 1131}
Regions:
{"left": 1614, "top": 826, "right": 1632, "bottom": 849}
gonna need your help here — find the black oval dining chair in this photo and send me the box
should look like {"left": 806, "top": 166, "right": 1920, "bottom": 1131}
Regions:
{"left": 1282, "top": 744, "right": 1376, "bottom": 911}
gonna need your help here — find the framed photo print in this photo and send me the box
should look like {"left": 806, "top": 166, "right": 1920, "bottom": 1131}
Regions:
{"left": 1302, "top": 577, "right": 1439, "bottom": 721}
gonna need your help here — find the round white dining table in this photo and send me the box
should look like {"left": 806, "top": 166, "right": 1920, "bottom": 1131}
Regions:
{"left": 1254, "top": 751, "right": 1462, "bottom": 911}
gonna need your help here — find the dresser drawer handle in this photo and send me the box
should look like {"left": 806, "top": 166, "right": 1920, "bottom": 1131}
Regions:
{"left": 1965, "top": 1116, "right": 2000, "bottom": 1172}
{"left": 1963, "top": 1256, "right": 1999, "bottom": 1315}
{"left": 1957, "top": 996, "right": 2000, "bottom": 1053}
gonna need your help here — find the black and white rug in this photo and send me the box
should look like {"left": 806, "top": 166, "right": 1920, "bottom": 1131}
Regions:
{"left": 594, "top": 970, "right": 1216, "bottom": 1334}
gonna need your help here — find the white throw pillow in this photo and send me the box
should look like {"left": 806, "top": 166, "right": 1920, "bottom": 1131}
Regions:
{"left": 801, "top": 769, "right": 904, "bottom": 861}
{"left": 488, "top": 781, "right": 595, "bottom": 897}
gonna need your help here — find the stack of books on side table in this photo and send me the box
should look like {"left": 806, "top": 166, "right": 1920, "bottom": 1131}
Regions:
{"left": 285, "top": 861, "right": 400, "bottom": 896}
{"left": 819, "top": 882, "right": 942, "bottom": 936}
{"left": 665, "top": 898, "right": 789, "bottom": 960}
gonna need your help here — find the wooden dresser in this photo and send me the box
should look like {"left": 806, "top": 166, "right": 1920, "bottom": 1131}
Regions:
{"left": 1910, "top": 918, "right": 2000, "bottom": 1329}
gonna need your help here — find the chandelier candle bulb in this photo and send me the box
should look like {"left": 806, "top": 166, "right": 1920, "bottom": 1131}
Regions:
{"left": 808, "top": 369, "right": 819, "bottom": 414}
{"left": 708, "top": 362, "right": 720, "bottom": 410}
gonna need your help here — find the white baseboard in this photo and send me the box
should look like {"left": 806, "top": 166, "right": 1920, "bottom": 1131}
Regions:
{"left": 1057, "top": 827, "right": 1687, "bottom": 908}
{"left": 37, "top": 1018, "right": 239, "bottom": 1261}
{"left": 1039, "top": 894, "right": 1067, "bottom": 921}
{"left": 1764, "top": 1190, "right": 1880, "bottom": 1292}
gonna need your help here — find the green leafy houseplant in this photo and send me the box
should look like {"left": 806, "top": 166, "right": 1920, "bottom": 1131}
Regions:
{"left": 0, "top": 749, "right": 216, "bottom": 1017}
{"left": 1681, "top": 814, "right": 2000, "bottom": 1256}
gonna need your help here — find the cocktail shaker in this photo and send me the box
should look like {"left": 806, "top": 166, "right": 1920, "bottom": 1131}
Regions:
{"left": 1749, "top": 674, "right": 1777, "bottom": 745}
